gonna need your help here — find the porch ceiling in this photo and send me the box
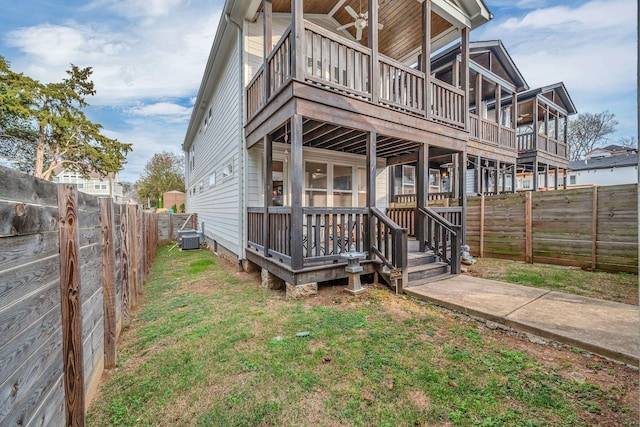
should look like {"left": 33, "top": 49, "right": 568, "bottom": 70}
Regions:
{"left": 264, "top": 0, "right": 454, "bottom": 61}
{"left": 271, "top": 118, "right": 426, "bottom": 159}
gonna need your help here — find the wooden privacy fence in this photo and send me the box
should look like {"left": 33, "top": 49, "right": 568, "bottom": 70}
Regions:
{"left": 157, "top": 213, "right": 198, "bottom": 243}
{"left": 0, "top": 166, "right": 159, "bottom": 426}
{"left": 466, "top": 184, "right": 638, "bottom": 273}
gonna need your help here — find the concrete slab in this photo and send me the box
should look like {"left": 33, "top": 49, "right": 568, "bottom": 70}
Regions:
{"left": 404, "top": 275, "right": 639, "bottom": 365}
{"left": 506, "top": 291, "right": 639, "bottom": 366}
{"left": 405, "top": 275, "right": 548, "bottom": 321}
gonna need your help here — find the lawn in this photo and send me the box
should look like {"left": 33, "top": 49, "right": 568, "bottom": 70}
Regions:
{"left": 464, "top": 258, "right": 638, "bottom": 305}
{"left": 87, "top": 246, "right": 638, "bottom": 426}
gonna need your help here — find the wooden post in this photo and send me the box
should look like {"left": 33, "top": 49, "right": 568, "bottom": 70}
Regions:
{"left": 263, "top": 0, "right": 273, "bottom": 99}
{"left": 57, "top": 183, "right": 86, "bottom": 427}
{"left": 263, "top": 133, "right": 273, "bottom": 257}
{"left": 137, "top": 207, "right": 144, "bottom": 295}
{"left": 475, "top": 155, "right": 481, "bottom": 194}
{"left": 100, "top": 198, "right": 117, "bottom": 370}
{"left": 127, "top": 205, "right": 138, "bottom": 309}
{"left": 291, "top": 0, "right": 304, "bottom": 79}
{"left": 422, "top": 0, "right": 431, "bottom": 119}
{"left": 512, "top": 92, "right": 518, "bottom": 131}
{"left": 532, "top": 159, "right": 538, "bottom": 191}
{"left": 525, "top": 191, "right": 533, "bottom": 263}
{"left": 368, "top": 0, "right": 379, "bottom": 104}
{"left": 119, "top": 204, "right": 130, "bottom": 327}
{"left": 460, "top": 26, "right": 469, "bottom": 129}
{"left": 591, "top": 186, "right": 598, "bottom": 270}
{"left": 479, "top": 194, "right": 485, "bottom": 257}
{"left": 459, "top": 151, "right": 467, "bottom": 241}
{"left": 290, "top": 114, "right": 304, "bottom": 270}
{"left": 416, "top": 143, "right": 429, "bottom": 251}
{"left": 366, "top": 131, "right": 377, "bottom": 258}
{"left": 168, "top": 214, "right": 174, "bottom": 241}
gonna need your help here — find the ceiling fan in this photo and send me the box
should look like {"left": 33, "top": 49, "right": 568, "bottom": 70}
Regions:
{"left": 336, "top": 3, "right": 383, "bottom": 41}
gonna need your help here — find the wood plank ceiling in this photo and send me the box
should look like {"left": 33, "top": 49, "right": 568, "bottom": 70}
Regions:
{"left": 265, "top": 0, "right": 454, "bottom": 61}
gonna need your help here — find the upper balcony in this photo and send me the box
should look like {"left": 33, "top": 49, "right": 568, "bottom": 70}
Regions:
{"left": 246, "top": 0, "right": 492, "bottom": 136}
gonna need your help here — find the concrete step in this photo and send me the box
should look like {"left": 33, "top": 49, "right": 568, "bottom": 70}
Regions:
{"left": 407, "top": 262, "right": 450, "bottom": 283}
{"left": 407, "top": 272, "right": 453, "bottom": 288}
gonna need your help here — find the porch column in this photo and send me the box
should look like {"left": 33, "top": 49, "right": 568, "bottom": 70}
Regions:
{"left": 563, "top": 168, "right": 568, "bottom": 189}
{"left": 460, "top": 26, "right": 470, "bottom": 129}
{"left": 458, "top": 151, "right": 467, "bottom": 242}
{"left": 417, "top": 144, "right": 429, "bottom": 251}
{"left": 263, "top": 134, "right": 273, "bottom": 257}
{"left": 544, "top": 164, "right": 549, "bottom": 190}
{"left": 532, "top": 96, "right": 539, "bottom": 150}
{"left": 532, "top": 160, "right": 538, "bottom": 191}
{"left": 263, "top": 0, "right": 273, "bottom": 99}
{"left": 476, "top": 155, "right": 482, "bottom": 194}
{"left": 290, "top": 114, "right": 304, "bottom": 270}
{"left": 291, "top": 0, "right": 304, "bottom": 79}
{"left": 366, "top": 131, "right": 377, "bottom": 259}
{"left": 512, "top": 92, "right": 518, "bottom": 131}
{"left": 368, "top": 0, "right": 379, "bottom": 104}
{"left": 511, "top": 163, "right": 516, "bottom": 193}
{"left": 554, "top": 166, "right": 559, "bottom": 190}
{"left": 495, "top": 83, "right": 501, "bottom": 144}
{"left": 497, "top": 161, "right": 502, "bottom": 194}
{"left": 422, "top": 0, "right": 431, "bottom": 119}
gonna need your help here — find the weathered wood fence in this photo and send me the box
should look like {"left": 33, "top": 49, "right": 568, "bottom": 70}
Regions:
{"left": 157, "top": 213, "right": 198, "bottom": 243}
{"left": 0, "top": 166, "right": 159, "bottom": 426}
{"left": 466, "top": 184, "right": 638, "bottom": 273}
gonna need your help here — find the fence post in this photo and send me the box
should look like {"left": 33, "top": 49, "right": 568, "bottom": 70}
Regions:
{"left": 127, "top": 205, "right": 138, "bottom": 309}
{"left": 57, "top": 183, "right": 86, "bottom": 426}
{"left": 119, "top": 204, "right": 131, "bottom": 327}
{"left": 525, "top": 191, "right": 533, "bottom": 263}
{"left": 591, "top": 186, "right": 598, "bottom": 270}
{"left": 100, "top": 198, "right": 117, "bottom": 370}
{"left": 137, "top": 207, "right": 144, "bottom": 295}
{"left": 479, "top": 194, "right": 485, "bottom": 257}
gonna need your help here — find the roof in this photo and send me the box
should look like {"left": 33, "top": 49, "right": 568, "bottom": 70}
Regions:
{"left": 514, "top": 82, "right": 578, "bottom": 115}
{"left": 431, "top": 39, "right": 528, "bottom": 93}
{"left": 601, "top": 144, "right": 636, "bottom": 152}
{"left": 569, "top": 153, "right": 638, "bottom": 171}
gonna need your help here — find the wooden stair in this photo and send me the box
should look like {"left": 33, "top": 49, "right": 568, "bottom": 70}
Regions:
{"left": 378, "top": 247, "right": 451, "bottom": 292}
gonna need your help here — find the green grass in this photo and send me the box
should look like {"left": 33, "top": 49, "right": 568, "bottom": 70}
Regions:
{"left": 467, "top": 258, "right": 638, "bottom": 305}
{"left": 87, "top": 246, "right": 638, "bottom": 426}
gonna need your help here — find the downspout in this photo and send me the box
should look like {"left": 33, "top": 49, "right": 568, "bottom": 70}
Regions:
{"left": 226, "top": 13, "right": 246, "bottom": 271}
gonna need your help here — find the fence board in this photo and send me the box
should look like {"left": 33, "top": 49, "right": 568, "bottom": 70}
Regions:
{"left": 466, "top": 184, "right": 638, "bottom": 273}
{"left": 0, "top": 231, "right": 59, "bottom": 271}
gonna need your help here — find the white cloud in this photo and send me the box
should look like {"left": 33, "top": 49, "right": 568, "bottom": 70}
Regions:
{"left": 128, "top": 102, "right": 192, "bottom": 120}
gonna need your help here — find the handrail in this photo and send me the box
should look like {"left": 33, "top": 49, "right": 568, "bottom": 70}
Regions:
{"left": 418, "top": 206, "right": 461, "bottom": 274}
{"left": 370, "top": 207, "right": 408, "bottom": 273}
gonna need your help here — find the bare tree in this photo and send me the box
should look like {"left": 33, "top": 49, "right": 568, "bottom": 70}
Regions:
{"left": 567, "top": 111, "right": 618, "bottom": 161}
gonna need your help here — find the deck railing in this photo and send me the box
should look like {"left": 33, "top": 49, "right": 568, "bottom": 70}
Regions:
{"left": 517, "top": 132, "right": 568, "bottom": 158}
{"left": 386, "top": 206, "right": 415, "bottom": 237}
{"left": 392, "top": 193, "right": 453, "bottom": 204}
{"left": 469, "top": 113, "right": 516, "bottom": 149}
{"left": 304, "top": 21, "right": 371, "bottom": 99}
{"left": 379, "top": 54, "right": 424, "bottom": 115}
{"left": 247, "top": 19, "right": 466, "bottom": 129}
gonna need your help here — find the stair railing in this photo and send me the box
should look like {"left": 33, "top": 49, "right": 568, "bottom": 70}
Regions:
{"left": 369, "top": 207, "right": 408, "bottom": 279}
{"left": 417, "top": 207, "right": 461, "bottom": 274}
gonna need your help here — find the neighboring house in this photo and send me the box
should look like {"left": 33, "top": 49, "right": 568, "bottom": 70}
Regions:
{"left": 163, "top": 190, "right": 186, "bottom": 211}
{"left": 568, "top": 149, "right": 639, "bottom": 187}
{"left": 53, "top": 168, "right": 124, "bottom": 202}
{"left": 183, "top": 0, "right": 495, "bottom": 296}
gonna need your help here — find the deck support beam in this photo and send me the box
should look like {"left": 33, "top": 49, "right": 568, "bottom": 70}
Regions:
{"left": 290, "top": 114, "right": 304, "bottom": 270}
{"left": 263, "top": 133, "right": 273, "bottom": 257}
{"left": 417, "top": 143, "right": 429, "bottom": 251}
{"left": 366, "top": 131, "right": 377, "bottom": 259}
{"left": 422, "top": 0, "right": 431, "bottom": 120}
{"left": 458, "top": 151, "right": 467, "bottom": 242}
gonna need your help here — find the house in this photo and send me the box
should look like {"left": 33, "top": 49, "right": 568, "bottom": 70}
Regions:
{"left": 511, "top": 82, "right": 577, "bottom": 191}
{"left": 53, "top": 168, "right": 124, "bottom": 202}
{"left": 183, "top": 0, "right": 494, "bottom": 297}
{"left": 568, "top": 147, "right": 639, "bottom": 187}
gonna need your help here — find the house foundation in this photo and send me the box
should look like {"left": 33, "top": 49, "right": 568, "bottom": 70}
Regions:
{"left": 261, "top": 268, "right": 285, "bottom": 290}
{"left": 286, "top": 282, "right": 318, "bottom": 299}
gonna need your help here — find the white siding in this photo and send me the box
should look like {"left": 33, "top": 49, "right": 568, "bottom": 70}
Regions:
{"left": 186, "top": 37, "right": 242, "bottom": 256}
{"left": 570, "top": 166, "right": 638, "bottom": 187}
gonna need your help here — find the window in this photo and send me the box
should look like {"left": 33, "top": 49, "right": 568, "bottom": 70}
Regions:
{"left": 222, "top": 160, "right": 234, "bottom": 179}
{"left": 333, "top": 165, "right": 352, "bottom": 207}
{"left": 305, "top": 162, "right": 327, "bottom": 206}
{"left": 209, "top": 174, "right": 216, "bottom": 186}
{"left": 429, "top": 168, "right": 440, "bottom": 192}
{"left": 523, "top": 180, "right": 531, "bottom": 189}
{"left": 569, "top": 175, "right": 576, "bottom": 185}
{"left": 357, "top": 168, "right": 367, "bottom": 207}
{"left": 95, "top": 183, "right": 101, "bottom": 190}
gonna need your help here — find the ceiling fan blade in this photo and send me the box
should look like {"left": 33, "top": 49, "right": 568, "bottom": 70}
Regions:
{"left": 356, "top": 27, "right": 363, "bottom": 41}
{"left": 337, "top": 22, "right": 355, "bottom": 31}
{"left": 378, "top": 23, "right": 384, "bottom": 30}
{"left": 364, "top": 11, "right": 369, "bottom": 19}
{"left": 345, "top": 5, "right": 359, "bottom": 19}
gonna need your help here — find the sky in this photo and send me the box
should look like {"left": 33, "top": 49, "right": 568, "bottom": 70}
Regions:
{"left": 1, "top": 0, "right": 637, "bottom": 182}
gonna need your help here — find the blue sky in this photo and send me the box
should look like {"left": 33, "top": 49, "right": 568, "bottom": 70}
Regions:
{"left": 1, "top": 0, "right": 637, "bottom": 182}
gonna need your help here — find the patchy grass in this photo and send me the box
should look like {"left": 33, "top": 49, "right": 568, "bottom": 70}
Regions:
{"left": 87, "top": 246, "right": 639, "bottom": 426}
{"left": 465, "top": 258, "right": 638, "bottom": 305}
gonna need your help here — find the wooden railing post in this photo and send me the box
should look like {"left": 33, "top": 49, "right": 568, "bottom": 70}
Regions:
{"left": 368, "top": 0, "right": 379, "bottom": 104}
{"left": 100, "top": 198, "right": 117, "bottom": 370}
{"left": 57, "top": 183, "right": 86, "bottom": 427}
{"left": 290, "top": 114, "right": 304, "bottom": 270}
{"left": 422, "top": 0, "right": 431, "bottom": 119}
{"left": 291, "top": 0, "right": 304, "bottom": 80}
